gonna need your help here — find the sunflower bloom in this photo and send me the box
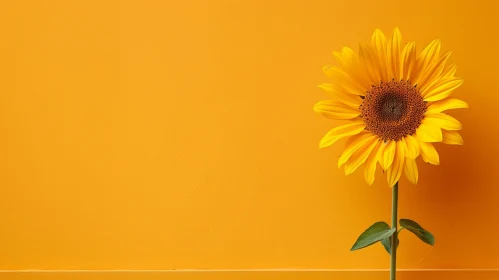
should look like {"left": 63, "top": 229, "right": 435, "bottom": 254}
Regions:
{"left": 314, "top": 28, "right": 468, "bottom": 187}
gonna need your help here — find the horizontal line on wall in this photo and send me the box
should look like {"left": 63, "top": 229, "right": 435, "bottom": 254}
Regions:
{"left": 1, "top": 268, "right": 499, "bottom": 272}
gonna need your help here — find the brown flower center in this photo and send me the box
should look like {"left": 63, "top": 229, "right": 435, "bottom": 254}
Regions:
{"left": 360, "top": 80, "right": 426, "bottom": 141}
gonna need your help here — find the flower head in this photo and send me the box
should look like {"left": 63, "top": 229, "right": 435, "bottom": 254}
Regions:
{"left": 314, "top": 28, "right": 468, "bottom": 187}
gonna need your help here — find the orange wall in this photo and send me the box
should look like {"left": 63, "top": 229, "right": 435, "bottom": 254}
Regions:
{"left": 0, "top": 0, "right": 498, "bottom": 270}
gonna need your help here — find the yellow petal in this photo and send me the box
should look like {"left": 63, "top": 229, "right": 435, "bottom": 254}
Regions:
{"left": 401, "top": 136, "right": 407, "bottom": 154}
{"left": 364, "top": 142, "right": 381, "bottom": 185}
{"left": 344, "top": 137, "right": 379, "bottom": 175}
{"left": 416, "top": 123, "right": 443, "bottom": 142}
{"left": 379, "top": 140, "right": 396, "bottom": 170}
{"left": 333, "top": 48, "right": 351, "bottom": 69}
{"left": 317, "top": 83, "right": 363, "bottom": 108}
{"left": 420, "top": 141, "right": 440, "bottom": 165}
{"left": 442, "top": 130, "right": 464, "bottom": 145}
{"left": 389, "top": 27, "right": 402, "bottom": 80}
{"left": 319, "top": 121, "right": 365, "bottom": 148}
{"left": 387, "top": 140, "right": 405, "bottom": 187}
{"left": 404, "top": 158, "right": 418, "bottom": 185}
{"left": 333, "top": 47, "right": 371, "bottom": 90}
{"left": 332, "top": 48, "right": 356, "bottom": 78}
{"left": 313, "top": 100, "right": 361, "bottom": 120}
{"left": 359, "top": 42, "right": 381, "bottom": 85}
{"left": 442, "top": 63, "right": 457, "bottom": 78}
{"left": 371, "top": 29, "right": 389, "bottom": 81}
{"left": 338, "top": 132, "right": 376, "bottom": 168}
{"left": 418, "top": 51, "right": 452, "bottom": 92}
{"left": 419, "top": 40, "right": 442, "bottom": 68}
{"left": 401, "top": 41, "right": 416, "bottom": 81}
{"left": 404, "top": 135, "right": 420, "bottom": 159}
{"left": 322, "top": 65, "right": 365, "bottom": 96}
{"left": 426, "top": 98, "right": 469, "bottom": 114}
{"left": 413, "top": 40, "right": 441, "bottom": 85}
{"left": 424, "top": 113, "right": 463, "bottom": 131}
{"left": 423, "top": 77, "right": 464, "bottom": 102}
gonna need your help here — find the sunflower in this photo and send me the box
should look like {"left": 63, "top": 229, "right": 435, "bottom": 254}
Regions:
{"left": 314, "top": 28, "right": 468, "bottom": 187}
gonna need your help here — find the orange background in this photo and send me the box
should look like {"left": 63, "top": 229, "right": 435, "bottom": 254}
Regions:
{"left": 0, "top": 0, "right": 498, "bottom": 271}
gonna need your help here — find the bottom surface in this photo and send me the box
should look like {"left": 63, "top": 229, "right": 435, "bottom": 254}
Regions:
{"left": 0, "top": 270, "right": 497, "bottom": 280}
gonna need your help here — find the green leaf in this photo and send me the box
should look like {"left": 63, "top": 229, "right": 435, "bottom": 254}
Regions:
{"left": 399, "top": 219, "right": 435, "bottom": 246}
{"left": 381, "top": 235, "right": 399, "bottom": 255}
{"left": 350, "top": 222, "right": 396, "bottom": 251}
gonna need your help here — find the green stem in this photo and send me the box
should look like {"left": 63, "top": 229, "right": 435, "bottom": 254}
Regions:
{"left": 390, "top": 181, "right": 399, "bottom": 280}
